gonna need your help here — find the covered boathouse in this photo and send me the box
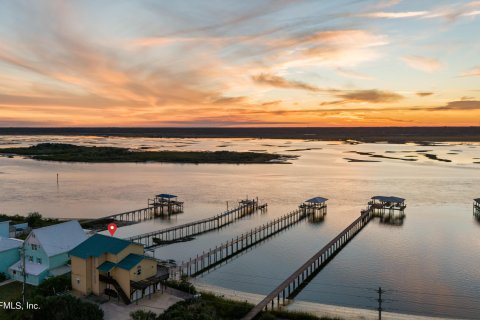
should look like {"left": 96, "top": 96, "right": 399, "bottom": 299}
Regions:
{"left": 301, "top": 197, "right": 328, "bottom": 222}
{"left": 367, "top": 196, "right": 406, "bottom": 225}
{"left": 474, "top": 198, "right": 480, "bottom": 218}
{"left": 369, "top": 196, "right": 406, "bottom": 214}
{"left": 148, "top": 194, "right": 184, "bottom": 216}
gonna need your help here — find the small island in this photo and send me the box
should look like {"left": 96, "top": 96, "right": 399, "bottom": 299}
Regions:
{"left": 0, "top": 143, "right": 293, "bottom": 164}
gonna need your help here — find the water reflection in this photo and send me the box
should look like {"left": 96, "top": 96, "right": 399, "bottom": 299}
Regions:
{"left": 1, "top": 136, "right": 480, "bottom": 318}
{"left": 378, "top": 214, "right": 406, "bottom": 226}
{"left": 474, "top": 215, "right": 480, "bottom": 225}
{"left": 307, "top": 212, "right": 326, "bottom": 224}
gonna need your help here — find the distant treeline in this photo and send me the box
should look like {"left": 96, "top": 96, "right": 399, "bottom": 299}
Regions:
{"left": 0, "top": 143, "right": 289, "bottom": 163}
{"left": 1, "top": 127, "right": 480, "bottom": 142}
{"left": 0, "top": 212, "right": 59, "bottom": 229}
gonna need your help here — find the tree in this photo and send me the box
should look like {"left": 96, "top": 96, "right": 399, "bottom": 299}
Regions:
{"left": 25, "top": 212, "right": 43, "bottom": 228}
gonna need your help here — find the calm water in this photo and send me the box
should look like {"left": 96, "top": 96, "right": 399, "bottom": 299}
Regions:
{"left": 1, "top": 135, "right": 479, "bottom": 319}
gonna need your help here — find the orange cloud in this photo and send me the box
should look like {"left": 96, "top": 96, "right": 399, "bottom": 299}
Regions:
{"left": 251, "top": 73, "right": 322, "bottom": 92}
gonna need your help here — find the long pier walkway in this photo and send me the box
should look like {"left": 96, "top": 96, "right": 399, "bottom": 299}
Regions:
{"left": 80, "top": 194, "right": 184, "bottom": 230}
{"left": 80, "top": 206, "right": 155, "bottom": 230}
{"left": 243, "top": 196, "right": 406, "bottom": 320}
{"left": 242, "top": 208, "right": 374, "bottom": 319}
{"left": 127, "top": 199, "right": 267, "bottom": 248}
{"left": 171, "top": 207, "right": 311, "bottom": 278}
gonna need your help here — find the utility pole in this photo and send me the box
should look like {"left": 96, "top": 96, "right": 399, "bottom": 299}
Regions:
{"left": 21, "top": 242, "right": 26, "bottom": 306}
{"left": 376, "top": 287, "right": 384, "bottom": 320}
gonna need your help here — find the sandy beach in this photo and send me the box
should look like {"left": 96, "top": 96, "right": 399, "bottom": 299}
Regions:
{"left": 192, "top": 280, "right": 458, "bottom": 320}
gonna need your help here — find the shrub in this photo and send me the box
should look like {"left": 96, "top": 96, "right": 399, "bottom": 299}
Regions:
{"left": 165, "top": 276, "right": 197, "bottom": 294}
{"left": 35, "top": 275, "right": 72, "bottom": 296}
{"left": 130, "top": 310, "right": 157, "bottom": 320}
{"left": 6, "top": 295, "right": 103, "bottom": 320}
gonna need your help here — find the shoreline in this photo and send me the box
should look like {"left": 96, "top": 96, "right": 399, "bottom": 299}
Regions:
{"left": 1, "top": 127, "right": 480, "bottom": 143}
{"left": 192, "top": 280, "right": 457, "bottom": 320}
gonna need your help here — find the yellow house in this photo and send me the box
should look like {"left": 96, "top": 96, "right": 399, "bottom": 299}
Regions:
{"left": 69, "top": 234, "right": 168, "bottom": 304}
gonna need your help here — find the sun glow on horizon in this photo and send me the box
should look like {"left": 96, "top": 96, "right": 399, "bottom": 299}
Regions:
{"left": 0, "top": 1, "right": 479, "bottom": 127}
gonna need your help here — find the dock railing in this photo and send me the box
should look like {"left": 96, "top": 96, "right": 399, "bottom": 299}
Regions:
{"left": 171, "top": 207, "right": 308, "bottom": 279}
{"left": 126, "top": 199, "right": 267, "bottom": 248}
{"left": 242, "top": 207, "right": 375, "bottom": 320}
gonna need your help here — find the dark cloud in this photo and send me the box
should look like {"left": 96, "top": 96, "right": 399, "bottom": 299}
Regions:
{"left": 435, "top": 100, "right": 480, "bottom": 110}
{"left": 416, "top": 92, "right": 433, "bottom": 97}
{"left": 157, "top": 117, "right": 303, "bottom": 127}
{"left": 337, "top": 89, "right": 404, "bottom": 103}
{"left": 211, "top": 96, "right": 248, "bottom": 105}
{"left": 251, "top": 73, "right": 322, "bottom": 92}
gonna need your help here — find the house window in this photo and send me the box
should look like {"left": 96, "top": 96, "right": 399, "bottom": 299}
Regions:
{"left": 28, "top": 256, "right": 33, "bottom": 262}
{"left": 36, "top": 257, "right": 42, "bottom": 264}
{"left": 76, "top": 278, "right": 80, "bottom": 285}
{"left": 31, "top": 244, "right": 38, "bottom": 251}
{"left": 136, "top": 265, "right": 142, "bottom": 276}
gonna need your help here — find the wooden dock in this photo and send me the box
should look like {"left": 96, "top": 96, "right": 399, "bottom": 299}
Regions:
{"left": 243, "top": 196, "right": 406, "bottom": 320}
{"left": 80, "top": 194, "right": 185, "bottom": 230}
{"left": 242, "top": 208, "right": 374, "bottom": 320}
{"left": 80, "top": 206, "right": 156, "bottom": 231}
{"left": 126, "top": 199, "right": 267, "bottom": 248}
{"left": 171, "top": 207, "right": 309, "bottom": 279}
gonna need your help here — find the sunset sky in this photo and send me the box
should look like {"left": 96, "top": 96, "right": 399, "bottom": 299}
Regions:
{"left": 0, "top": 0, "right": 479, "bottom": 127}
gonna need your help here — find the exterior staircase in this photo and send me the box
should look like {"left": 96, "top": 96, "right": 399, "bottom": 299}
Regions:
{"left": 99, "top": 274, "right": 131, "bottom": 305}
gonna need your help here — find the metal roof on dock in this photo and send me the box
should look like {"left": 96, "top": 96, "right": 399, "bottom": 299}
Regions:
{"left": 371, "top": 196, "right": 405, "bottom": 203}
{"left": 156, "top": 194, "right": 177, "bottom": 199}
{"left": 305, "top": 197, "right": 328, "bottom": 204}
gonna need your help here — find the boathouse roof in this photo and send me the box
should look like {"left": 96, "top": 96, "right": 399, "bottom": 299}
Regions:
{"left": 372, "top": 196, "right": 405, "bottom": 203}
{"left": 305, "top": 197, "right": 328, "bottom": 204}
{"left": 156, "top": 194, "right": 177, "bottom": 199}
